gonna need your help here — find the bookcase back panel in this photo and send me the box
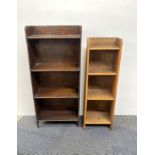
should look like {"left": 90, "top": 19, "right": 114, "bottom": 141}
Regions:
{"left": 33, "top": 72, "right": 79, "bottom": 88}
{"left": 36, "top": 99, "right": 78, "bottom": 110}
{"left": 89, "top": 50, "right": 118, "bottom": 71}
{"left": 87, "top": 101, "right": 111, "bottom": 112}
{"left": 88, "top": 76, "right": 115, "bottom": 90}
{"left": 28, "top": 39, "right": 80, "bottom": 64}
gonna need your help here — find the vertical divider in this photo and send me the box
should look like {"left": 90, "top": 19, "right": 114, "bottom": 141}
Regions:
{"left": 110, "top": 39, "right": 123, "bottom": 129}
{"left": 78, "top": 26, "right": 82, "bottom": 126}
{"left": 83, "top": 39, "right": 90, "bottom": 128}
{"left": 25, "top": 31, "right": 39, "bottom": 126}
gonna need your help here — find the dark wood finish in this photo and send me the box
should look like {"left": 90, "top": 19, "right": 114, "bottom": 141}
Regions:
{"left": 84, "top": 38, "right": 123, "bottom": 128}
{"left": 35, "top": 87, "right": 78, "bottom": 99}
{"left": 36, "top": 98, "right": 78, "bottom": 121}
{"left": 39, "top": 110, "right": 77, "bottom": 121}
{"left": 32, "top": 72, "right": 79, "bottom": 88}
{"left": 31, "top": 63, "right": 79, "bottom": 72}
{"left": 25, "top": 26, "right": 81, "bottom": 36}
{"left": 25, "top": 26, "right": 81, "bottom": 126}
{"left": 27, "top": 34, "right": 80, "bottom": 39}
{"left": 27, "top": 39, "right": 80, "bottom": 69}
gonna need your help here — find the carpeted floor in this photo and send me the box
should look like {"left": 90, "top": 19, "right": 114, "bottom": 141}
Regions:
{"left": 17, "top": 116, "right": 137, "bottom": 155}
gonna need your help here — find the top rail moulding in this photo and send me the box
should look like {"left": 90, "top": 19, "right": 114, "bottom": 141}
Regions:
{"left": 25, "top": 26, "right": 81, "bottom": 39}
{"left": 88, "top": 37, "right": 121, "bottom": 50}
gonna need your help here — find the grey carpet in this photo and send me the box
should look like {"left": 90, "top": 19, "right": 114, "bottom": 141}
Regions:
{"left": 17, "top": 116, "right": 137, "bottom": 155}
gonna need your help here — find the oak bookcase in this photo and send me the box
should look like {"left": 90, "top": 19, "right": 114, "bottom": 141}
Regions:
{"left": 25, "top": 26, "right": 82, "bottom": 127}
{"left": 83, "top": 38, "right": 123, "bottom": 129}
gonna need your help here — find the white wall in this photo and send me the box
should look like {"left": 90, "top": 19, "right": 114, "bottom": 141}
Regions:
{"left": 17, "top": 0, "right": 137, "bottom": 115}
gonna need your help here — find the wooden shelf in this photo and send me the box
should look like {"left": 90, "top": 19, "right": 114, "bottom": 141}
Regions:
{"left": 34, "top": 87, "right": 79, "bottom": 99}
{"left": 86, "top": 110, "right": 111, "bottom": 124}
{"left": 31, "top": 63, "right": 79, "bottom": 72}
{"left": 88, "top": 86, "right": 114, "bottom": 100}
{"left": 27, "top": 34, "right": 81, "bottom": 39}
{"left": 89, "top": 45, "right": 119, "bottom": 50}
{"left": 39, "top": 109, "right": 77, "bottom": 121}
{"left": 88, "top": 62, "right": 116, "bottom": 75}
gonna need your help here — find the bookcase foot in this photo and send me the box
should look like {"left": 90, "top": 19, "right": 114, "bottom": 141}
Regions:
{"left": 77, "top": 121, "right": 80, "bottom": 127}
{"left": 37, "top": 120, "right": 39, "bottom": 128}
{"left": 110, "top": 124, "right": 113, "bottom": 130}
{"left": 83, "top": 124, "right": 86, "bottom": 129}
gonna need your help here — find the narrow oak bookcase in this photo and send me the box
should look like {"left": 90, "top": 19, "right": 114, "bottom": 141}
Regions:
{"left": 83, "top": 38, "right": 123, "bottom": 129}
{"left": 25, "top": 26, "right": 82, "bottom": 127}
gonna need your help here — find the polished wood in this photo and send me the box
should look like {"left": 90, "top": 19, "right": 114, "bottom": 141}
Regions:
{"left": 31, "top": 63, "right": 79, "bottom": 72}
{"left": 25, "top": 26, "right": 81, "bottom": 36}
{"left": 27, "top": 34, "right": 80, "bottom": 39}
{"left": 86, "top": 98, "right": 111, "bottom": 125}
{"left": 86, "top": 111, "right": 111, "bottom": 124}
{"left": 88, "top": 86, "right": 113, "bottom": 100}
{"left": 110, "top": 38, "right": 123, "bottom": 129}
{"left": 83, "top": 39, "right": 90, "bottom": 128}
{"left": 88, "top": 62, "right": 116, "bottom": 75}
{"left": 89, "top": 50, "right": 118, "bottom": 75}
{"left": 35, "top": 87, "right": 79, "bottom": 98}
{"left": 88, "top": 76, "right": 114, "bottom": 100}
{"left": 89, "top": 45, "right": 119, "bottom": 50}
{"left": 27, "top": 39, "right": 80, "bottom": 68}
{"left": 37, "top": 98, "right": 78, "bottom": 121}
{"left": 39, "top": 109, "right": 77, "bottom": 121}
{"left": 36, "top": 98, "right": 78, "bottom": 109}
{"left": 88, "top": 38, "right": 120, "bottom": 50}
{"left": 25, "top": 26, "right": 81, "bottom": 126}
{"left": 84, "top": 37, "right": 123, "bottom": 128}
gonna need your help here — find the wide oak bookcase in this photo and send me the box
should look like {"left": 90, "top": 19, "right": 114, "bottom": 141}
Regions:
{"left": 25, "top": 26, "right": 82, "bottom": 127}
{"left": 83, "top": 38, "right": 123, "bottom": 129}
